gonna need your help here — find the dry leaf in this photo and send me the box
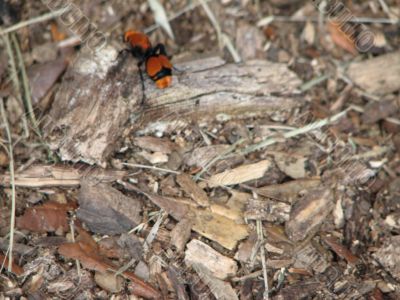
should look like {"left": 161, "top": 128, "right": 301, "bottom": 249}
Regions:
{"left": 327, "top": 21, "right": 358, "bottom": 55}
{"left": 322, "top": 235, "right": 360, "bottom": 266}
{"left": 16, "top": 201, "right": 76, "bottom": 234}
{"left": 0, "top": 253, "right": 24, "bottom": 275}
{"left": 58, "top": 228, "right": 161, "bottom": 299}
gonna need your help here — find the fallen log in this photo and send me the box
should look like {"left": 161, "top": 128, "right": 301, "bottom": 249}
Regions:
{"left": 45, "top": 45, "right": 303, "bottom": 166}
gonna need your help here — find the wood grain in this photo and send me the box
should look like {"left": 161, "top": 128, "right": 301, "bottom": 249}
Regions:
{"left": 46, "top": 45, "right": 302, "bottom": 165}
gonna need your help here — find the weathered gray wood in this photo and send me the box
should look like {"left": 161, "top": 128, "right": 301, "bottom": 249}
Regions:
{"left": 46, "top": 45, "right": 302, "bottom": 165}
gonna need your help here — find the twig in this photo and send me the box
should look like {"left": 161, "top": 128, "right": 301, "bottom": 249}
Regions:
{"left": 0, "top": 8, "right": 67, "bottom": 36}
{"left": 257, "top": 15, "right": 399, "bottom": 25}
{"left": 0, "top": 97, "right": 16, "bottom": 273}
{"left": 257, "top": 219, "right": 269, "bottom": 300}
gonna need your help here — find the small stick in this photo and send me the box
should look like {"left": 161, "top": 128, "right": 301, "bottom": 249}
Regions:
{"left": 0, "top": 8, "right": 67, "bottom": 36}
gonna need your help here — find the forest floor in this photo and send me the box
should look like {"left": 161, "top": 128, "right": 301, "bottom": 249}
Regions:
{"left": 0, "top": 0, "right": 400, "bottom": 299}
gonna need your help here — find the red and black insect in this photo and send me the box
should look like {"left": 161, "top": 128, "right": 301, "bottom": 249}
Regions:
{"left": 121, "top": 30, "right": 173, "bottom": 104}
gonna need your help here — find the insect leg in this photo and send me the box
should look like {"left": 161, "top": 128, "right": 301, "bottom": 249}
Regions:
{"left": 137, "top": 61, "right": 146, "bottom": 106}
{"left": 152, "top": 43, "right": 168, "bottom": 57}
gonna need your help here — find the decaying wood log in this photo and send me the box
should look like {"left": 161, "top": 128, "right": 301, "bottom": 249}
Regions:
{"left": 45, "top": 44, "right": 302, "bottom": 166}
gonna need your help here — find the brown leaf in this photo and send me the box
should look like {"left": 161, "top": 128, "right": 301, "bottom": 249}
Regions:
{"left": 0, "top": 253, "right": 24, "bottom": 275}
{"left": 58, "top": 229, "right": 161, "bottom": 299}
{"left": 322, "top": 235, "right": 359, "bottom": 265}
{"left": 28, "top": 58, "right": 68, "bottom": 105}
{"left": 327, "top": 21, "right": 358, "bottom": 55}
{"left": 58, "top": 242, "right": 110, "bottom": 272}
{"left": 16, "top": 201, "right": 76, "bottom": 233}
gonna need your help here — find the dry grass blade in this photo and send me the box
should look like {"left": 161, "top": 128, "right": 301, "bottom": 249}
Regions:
{"left": 199, "top": 0, "right": 241, "bottom": 62}
{"left": 144, "top": 0, "right": 212, "bottom": 34}
{"left": 143, "top": 210, "right": 165, "bottom": 253}
{"left": 240, "top": 108, "right": 351, "bottom": 156}
{"left": 257, "top": 219, "right": 269, "bottom": 300}
{"left": 11, "top": 33, "right": 41, "bottom": 136}
{"left": 147, "top": 0, "right": 175, "bottom": 40}
{"left": 0, "top": 98, "right": 16, "bottom": 273}
{"left": 2, "top": 34, "right": 29, "bottom": 137}
{"left": 199, "top": 0, "right": 222, "bottom": 47}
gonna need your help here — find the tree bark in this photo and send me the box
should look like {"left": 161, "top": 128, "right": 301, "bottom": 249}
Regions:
{"left": 45, "top": 45, "right": 303, "bottom": 166}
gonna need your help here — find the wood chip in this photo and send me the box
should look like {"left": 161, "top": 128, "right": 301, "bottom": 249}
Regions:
{"left": 170, "top": 218, "right": 193, "bottom": 252}
{"left": 0, "top": 164, "right": 126, "bottom": 188}
{"left": 185, "top": 239, "right": 238, "bottom": 280}
{"left": 143, "top": 191, "right": 248, "bottom": 250}
{"left": 184, "top": 144, "right": 230, "bottom": 168}
{"left": 256, "top": 178, "right": 321, "bottom": 203}
{"left": 94, "top": 271, "right": 124, "bottom": 293}
{"left": 134, "top": 136, "right": 177, "bottom": 154}
{"left": 347, "top": 51, "right": 400, "bottom": 95}
{"left": 373, "top": 235, "right": 400, "bottom": 280}
{"left": 208, "top": 159, "right": 272, "bottom": 187}
{"left": 269, "top": 151, "right": 308, "bottom": 179}
{"left": 286, "top": 187, "right": 334, "bottom": 242}
{"left": 176, "top": 173, "right": 209, "bottom": 207}
{"left": 77, "top": 180, "right": 142, "bottom": 235}
{"left": 191, "top": 263, "right": 239, "bottom": 300}
{"left": 245, "top": 198, "right": 290, "bottom": 223}
{"left": 293, "top": 243, "right": 330, "bottom": 273}
{"left": 191, "top": 209, "right": 248, "bottom": 250}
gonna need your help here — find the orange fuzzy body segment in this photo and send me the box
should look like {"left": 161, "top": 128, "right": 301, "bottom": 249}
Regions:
{"left": 155, "top": 76, "right": 172, "bottom": 89}
{"left": 124, "top": 30, "right": 151, "bottom": 51}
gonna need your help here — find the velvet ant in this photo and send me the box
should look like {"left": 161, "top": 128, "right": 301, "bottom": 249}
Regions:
{"left": 120, "top": 30, "right": 173, "bottom": 104}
